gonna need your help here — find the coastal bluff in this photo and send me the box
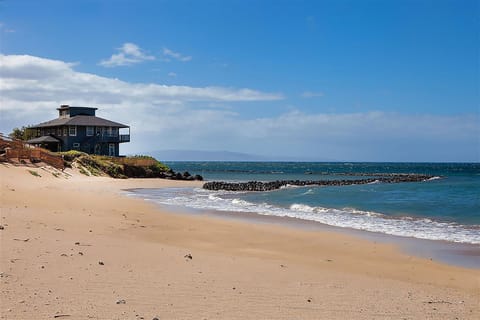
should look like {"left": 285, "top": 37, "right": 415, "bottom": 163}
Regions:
{"left": 203, "top": 173, "right": 435, "bottom": 192}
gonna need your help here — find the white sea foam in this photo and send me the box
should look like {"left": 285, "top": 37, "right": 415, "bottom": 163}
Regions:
{"left": 129, "top": 188, "right": 480, "bottom": 245}
{"left": 280, "top": 184, "right": 301, "bottom": 189}
{"left": 302, "top": 189, "right": 315, "bottom": 195}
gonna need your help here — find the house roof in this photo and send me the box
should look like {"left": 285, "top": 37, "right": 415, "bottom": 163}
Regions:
{"left": 27, "top": 135, "right": 61, "bottom": 144}
{"left": 30, "top": 115, "right": 129, "bottom": 128}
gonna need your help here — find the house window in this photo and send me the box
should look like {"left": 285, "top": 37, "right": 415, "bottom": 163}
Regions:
{"left": 69, "top": 126, "right": 77, "bottom": 136}
{"left": 86, "top": 126, "right": 94, "bottom": 136}
{"left": 63, "top": 127, "right": 67, "bottom": 136}
{"left": 73, "top": 143, "right": 80, "bottom": 149}
{"left": 57, "top": 128, "right": 62, "bottom": 136}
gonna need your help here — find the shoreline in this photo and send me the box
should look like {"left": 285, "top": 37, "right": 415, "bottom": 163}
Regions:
{"left": 127, "top": 186, "right": 480, "bottom": 269}
{"left": 128, "top": 189, "right": 480, "bottom": 270}
{"left": 1, "top": 164, "right": 479, "bottom": 319}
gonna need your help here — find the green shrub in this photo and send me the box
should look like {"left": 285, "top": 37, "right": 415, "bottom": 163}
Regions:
{"left": 56, "top": 152, "right": 170, "bottom": 179}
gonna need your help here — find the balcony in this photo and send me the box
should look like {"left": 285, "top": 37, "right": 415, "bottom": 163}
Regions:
{"left": 119, "top": 134, "right": 130, "bottom": 142}
{"left": 93, "top": 134, "right": 130, "bottom": 143}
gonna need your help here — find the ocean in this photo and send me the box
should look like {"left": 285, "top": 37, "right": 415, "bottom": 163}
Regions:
{"left": 128, "top": 162, "right": 480, "bottom": 245}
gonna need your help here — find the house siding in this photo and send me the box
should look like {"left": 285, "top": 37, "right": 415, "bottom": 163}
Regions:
{"left": 35, "top": 127, "right": 126, "bottom": 156}
{"left": 65, "top": 126, "right": 122, "bottom": 156}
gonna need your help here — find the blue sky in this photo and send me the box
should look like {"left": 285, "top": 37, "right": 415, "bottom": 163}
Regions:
{"left": 0, "top": 0, "right": 478, "bottom": 161}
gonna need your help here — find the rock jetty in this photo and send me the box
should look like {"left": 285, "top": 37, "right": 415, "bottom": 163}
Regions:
{"left": 203, "top": 174, "right": 435, "bottom": 192}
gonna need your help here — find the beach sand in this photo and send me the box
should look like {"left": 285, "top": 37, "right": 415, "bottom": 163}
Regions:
{"left": 1, "top": 163, "right": 479, "bottom": 319}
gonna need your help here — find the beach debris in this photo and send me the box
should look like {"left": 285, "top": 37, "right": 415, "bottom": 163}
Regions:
{"left": 425, "top": 300, "right": 453, "bottom": 304}
{"left": 152, "top": 317, "right": 160, "bottom": 320}
{"left": 307, "top": 298, "right": 312, "bottom": 303}
{"left": 280, "top": 264, "right": 286, "bottom": 268}
{"left": 74, "top": 242, "right": 80, "bottom": 245}
{"left": 326, "top": 259, "right": 333, "bottom": 262}
{"left": 98, "top": 261, "right": 104, "bottom": 265}
{"left": 13, "top": 238, "right": 29, "bottom": 242}
{"left": 115, "top": 299, "right": 126, "bottom": 304}
{"left": 78, "top": 252, "right": 83, "bottom": 256}
{"left": 0, "top": 225, "right": 4, "bottom": 230}
{"left": 60, "top": 254, "right": 68, "bottom": 257}
{"left": 54, "top": 228, "right": 64, "bottom": 231}
{"left": 53, "top": 314, "right": 71, "bottom": 318}
{"left": 184, "top": 254, "right": 193, "bottom": 260}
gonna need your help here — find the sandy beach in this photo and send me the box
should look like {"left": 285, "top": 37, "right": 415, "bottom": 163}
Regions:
{"left": 1, "top": 163, "right": 479, "bottom": 319}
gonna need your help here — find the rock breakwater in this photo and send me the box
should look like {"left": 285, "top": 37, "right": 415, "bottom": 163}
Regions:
{"left": 203, "top": 174, "right": 435, "bottom": 192}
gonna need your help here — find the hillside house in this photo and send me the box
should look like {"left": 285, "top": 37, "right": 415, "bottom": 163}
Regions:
{"left": 27, "top": 105, "right": 130, "bottom": 156}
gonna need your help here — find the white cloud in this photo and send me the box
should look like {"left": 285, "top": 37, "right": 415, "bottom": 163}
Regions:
{"left": 0, "top": 54, "right": 282, "bottom": 105}
{"left": 168, "top": 72, "right": 177, "bottom": 77}
{"left": 99, "top": 42, "right": 155, "bottom": 67}
{"left": 301, "top": 91, "right": 324, "bottom": 98}
{"left": 135, "top": 109, "right": 478, "bottom": 162}
{"left": 0, "top": 54, "right": 283, "bottom": 136}
{"left": 163, "top": 47, "right": 192, "bottom": 62}
{"left": 1, "top": 54, "right": 477, "bottom": 162}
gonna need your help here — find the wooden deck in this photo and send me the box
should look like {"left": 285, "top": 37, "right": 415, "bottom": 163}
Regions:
{"left": 0, "top": 133, "right": 64, "bottom": 170}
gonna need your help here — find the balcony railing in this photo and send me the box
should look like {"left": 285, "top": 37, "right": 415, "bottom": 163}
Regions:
{"left": 119, "top": 134, "right": 130, "bottom": 142}
{"left": 94, "top": 134, "right": 130, "bottom": 143}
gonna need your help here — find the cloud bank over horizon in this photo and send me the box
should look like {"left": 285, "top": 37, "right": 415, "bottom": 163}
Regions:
{"left": 0, "top": 54, "right": 478, "bottom": 162}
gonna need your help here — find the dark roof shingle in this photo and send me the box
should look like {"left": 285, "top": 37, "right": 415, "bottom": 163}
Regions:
{"left": 27, "top": 135, "right": 61, "bottom": 144}
{"left": 30, "top": 115, "right": 129, "bottom": 128}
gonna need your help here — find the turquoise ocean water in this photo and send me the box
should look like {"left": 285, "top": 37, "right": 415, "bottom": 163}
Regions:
{"left": 130, "top": 162, "right": 480, "bottom": 245}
